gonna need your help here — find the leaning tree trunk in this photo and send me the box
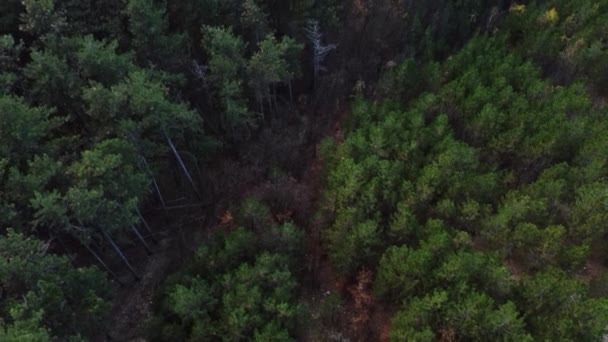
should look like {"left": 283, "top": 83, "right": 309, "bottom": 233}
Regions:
{"left": 129, "top": 133, "right": 168, "bottom": 213}
{"left": 135, "top": 207, "right": 157, "bottom": 243}
{"left": 130, "top": 224, "right": 153, "bottom": 255}
{"left": 163, "top": 129, "right": 201, "bottom": 200}
{"left": 100, "top": 228, "right": 140, "bottom": 281}
{"left": 81, "top": 240, "right": 124, "bottom": 286}
{"left": 139, "top": 154, "right": 168, "bottom": 215}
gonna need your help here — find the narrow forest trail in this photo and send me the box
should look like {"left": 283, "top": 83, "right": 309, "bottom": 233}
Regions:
{"left": 102, "top": 210, "right": 214, "bottom": 341}
{"left": 106, "top": 240, "right": 175, "bottom": 341}
{"left": 298, "top": 105, "right": 349, "bottom": 341}
{"left": 299, "top": 105, "right": 393, "bottom": 342}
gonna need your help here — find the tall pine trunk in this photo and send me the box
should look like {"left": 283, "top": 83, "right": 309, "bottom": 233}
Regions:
{"left": 82, "top": 240, "right": 124, "bottom": 285}
{"left": 101, "top": 228, "right": 140, "bottom": 281}
{"left": 163, "top": 129, "right": 201, "bottom": 200}
{"left": 140, "top": 155, "right": 168, "bottom": 215}
{"left": 135, "top": 207, "right": 157, "bottom": 243}
{"left": 130, "top": 224, "right": 153, "bottom": 255}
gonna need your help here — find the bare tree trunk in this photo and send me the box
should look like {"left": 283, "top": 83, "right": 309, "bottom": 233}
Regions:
{"left": 151, "top": 177, "right": 168, "bottom": 215}
{"left": 101, "top": 228, "right": 140, "bottom": 281}
{"left": 163, "top": 129, "right": 201, "bottom": 200}
{"left": 140, "top": 155, "right": 168, "bottom": 215}
{"left": 130, "top": 224, "right": 153, "bottom": 255}
{"left": 135, "top": 207, "right": 157, "bottom": 243}
{"left": 306, "top": 20, "right": 336, "bottom": 90}
{"left": 82, "top": 241, "right": 124, "bottom": 286}
{"left": 179, "top": 150, "right": 204, "bottom": 189}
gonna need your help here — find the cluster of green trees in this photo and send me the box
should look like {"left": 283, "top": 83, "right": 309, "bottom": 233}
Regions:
{"left": 0, "top": 0, "right": 330, "bottom": 339}
{"left": 149, "top": 198, "right": 304, "bottom": 340}
{"left": 0, "top": 230, "right": 111, "bottom": 340}
{"left": 320, "top": 1, "right": 608, "bottom": 340}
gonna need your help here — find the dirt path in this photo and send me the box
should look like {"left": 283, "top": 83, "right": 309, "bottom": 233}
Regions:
{"left": 297, "top": 104, "right": 393, "bottom": 342}
{"left": 105, "top": 237, "right": 176, "bottom": 341}
{"left": 99, "top": 207, "right": 214, "bottom": 341}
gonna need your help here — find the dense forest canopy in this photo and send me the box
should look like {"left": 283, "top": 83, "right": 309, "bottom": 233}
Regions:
{"left": 1, "top": 0, "right": 608, "bottom": 341}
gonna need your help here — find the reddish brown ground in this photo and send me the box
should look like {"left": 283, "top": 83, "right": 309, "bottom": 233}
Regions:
{"left": 298, "top": 105, "right": 394, "bottom": 342}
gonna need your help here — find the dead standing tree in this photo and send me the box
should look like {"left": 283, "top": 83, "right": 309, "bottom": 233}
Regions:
{"left": 305, "top": 19, "right": 336, "bottom": 89}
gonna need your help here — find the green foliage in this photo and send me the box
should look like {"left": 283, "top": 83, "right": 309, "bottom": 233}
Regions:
{"left": 149, "top": 217, "right": 304, "bottom": 341}
{"left": 385, "top": 0, "right": 505, "bottom": 59}
{"left": 240, "top": 0, "right": 270, "bottom": 43}
{"left": 260, "top": 222, "right": 304, "bottom": 259}
{"left": 0, "top": 95, "right": 56, "bottom": 162}
{"left": 374, "top": 244, "right": 435, "bottom": 301}
{"left": 0, "top": 230, "right": 111, "bottom": 340}
{"left": 56, "top": 0, "right": 122, "bottom": 38}
{"left": 237, "top": 197, "right": 271, "bottom": 231}
{"left": 320, "top": 4, "right": 608, "bottom": 339}
{"left": 517, "top": 268, "right": 608, "bottom": 341}
{"left": 220, "top": 79, "right": 254, "bottom": 135}
{"left": 389, "top": 289, "right": 531, "bottom": 341}
{"left": 126, "top": 0, "right": 186, "bottom": 71}
{"left": 19, "top": 0, "right": 66, "bottom": 36}
{"left": 204, "top": 25, "right": 258, "bottom": 135}
{"left": 248, "top": 35, "right": 302, "bottom": 91}
{"left": 205, "top": 26, "right": 246, "bottom": 82}
{"left": 503, "top": 1, "right": 608, "bottom": 93}
{"left": 0, "top": 0, "right": 310, "bottom": 339}
{"left": 3, "top": 0, "right": 608, "bottom": 340}
{"left": 0, "top": 314, "right": 50, "bottom": 342}
{"left": 0, "top": 35, "right": 22, "bottom": 92}
{"left": 327, "top": 219, "right": 382, "bottom": 274}
{"left": 75, "top": 36, "right": 133, "bottom": 86}
{"left": 317, "top": 291, "right": 342, "bottom": 326}
{"left": 0, "top": 96, "right": 60, "bottom": 230}
{"left": 378, "top": 58, "right": 440, "bottom": 102}
{"left": 65, "top": 138, "right": 148, "bottom": 236}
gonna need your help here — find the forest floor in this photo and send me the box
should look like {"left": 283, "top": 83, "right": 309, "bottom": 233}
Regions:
{"left": 106, "top": 238, "right": 174, "bottom": 341}
{"left": 103, "top": 208, "right": 215, "bottom": 341}
{"left": 98, "top": 211, "right": 202, "bottom": 341}
{"left": 101, "top": 99, "right": 394, "bottom": 341}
